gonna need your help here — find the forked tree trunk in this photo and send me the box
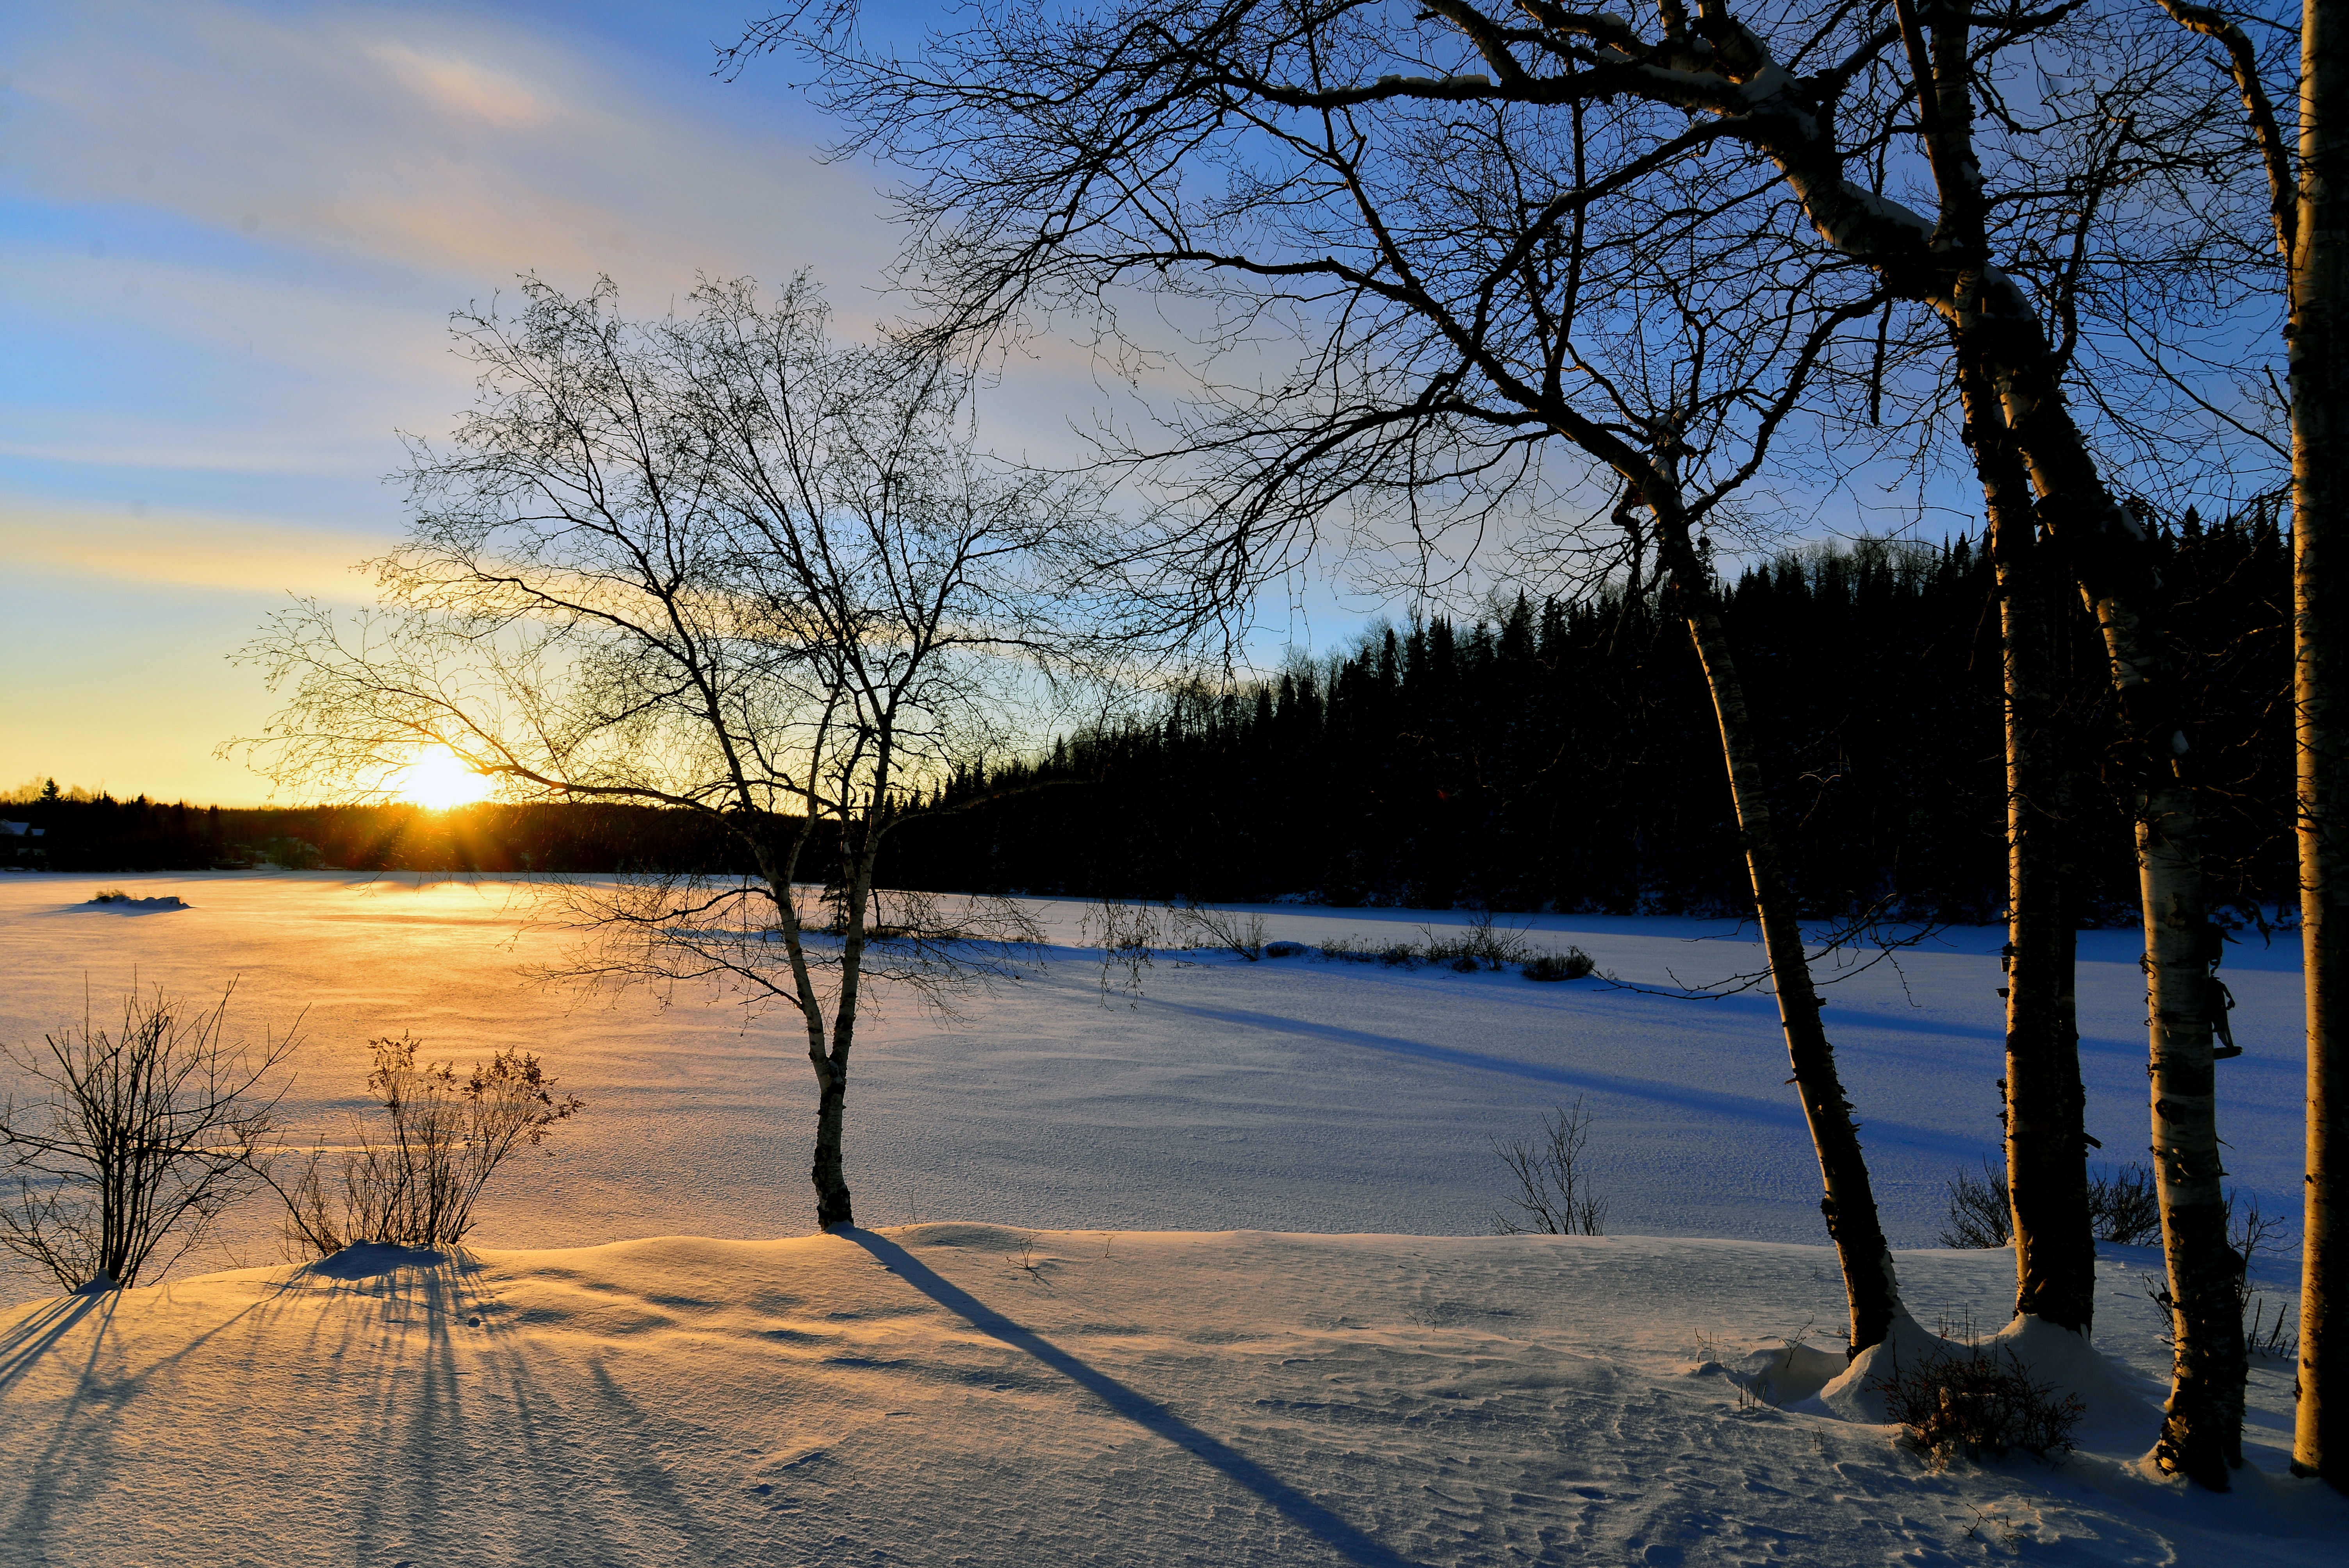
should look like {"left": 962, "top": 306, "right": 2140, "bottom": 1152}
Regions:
{"left": 751, "top": 816, "right": 858, "bottom": 1230}
{"left": 1654, "top": 510, "right": 1902, "bottom": 1355}
{"left": 2297, "top": 0, "right": 2349, "bottom": 1488}
{"left": 1892, "top": 0, "right": 2098, "bottom": 1336}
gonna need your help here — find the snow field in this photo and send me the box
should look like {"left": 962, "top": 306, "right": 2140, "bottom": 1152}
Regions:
{"left": 0, "top": 872, "right": 2310, "bottom": 1292}
{"left": 0, "top": 872, "right": 2339, "bottom": 1563}
{"left": 0, "top": 1228, "right": 2335, "bottom": 1566}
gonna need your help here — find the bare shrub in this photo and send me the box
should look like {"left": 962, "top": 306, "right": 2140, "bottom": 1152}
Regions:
{"left": 1084, "top": 894, "right": 1171, "bottom": 1006}
{"left": 1938, "top": 1159, "right": 2012, "bottom": 1249}
{"left": 1175, "top": 902, "right": 1268, "bottom": 960}
{"left": 1491, "top": 1096, "right": 1608, "bottom": 1236}
{"left": 1522, "top": 948, "right": 1596, "bottom": 982}
{"left": 2089, "top": 1164, "right": 2162, "bottom": 1246}
{"left": 1871, "top": 1343, "right": 2085, "bottom": 1465}
{"left": 1422, "top": 909, "right": 1535, "bottom": 971}
{"left": 1939, "top": 1159, "right": 2166, "bottom": 1249}
{"left": 2229, "top": 1193, "right": 2298, "bottom": 1362}
{"left": 278, "top": 1034, "right": 582, "bottom": 1255}
{"left": 0, "top": 982, "right": 293, "bottom": 1290}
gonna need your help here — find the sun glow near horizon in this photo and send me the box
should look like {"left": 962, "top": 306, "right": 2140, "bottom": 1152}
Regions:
{"left": 392, "top": 745, "right": 497, "bottom": 810}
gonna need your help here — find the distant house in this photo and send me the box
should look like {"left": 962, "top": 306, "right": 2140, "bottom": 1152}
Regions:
{"left": 0, "top": 820, "right": 46, "bottom": 868}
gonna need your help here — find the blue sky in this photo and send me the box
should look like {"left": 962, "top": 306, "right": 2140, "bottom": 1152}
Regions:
{"left": 9, "top": 2, "right": 2226, "bottom": 806}
{"left": 2, "top": 0, "right": 1259, "bottom": 803}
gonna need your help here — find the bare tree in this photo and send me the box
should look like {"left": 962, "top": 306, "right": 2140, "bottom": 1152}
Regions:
{"left": 737, "top": 0, "right": 1937, "bottom": 1354}
{"left": 1492, "top": 1096, "right": 1609, "bottom": 1236}
{"left": 740, "top": 0, "right": 2275, "bottom": 1479}
{"left": 2155, "top": 0, "right": 2346, "bottom": 1491}
{"left": 0, "top": 982, "right": 293, "bottom": 1291}
{"left": 237, "top": 274, "right": 1134, "bottom": 1230}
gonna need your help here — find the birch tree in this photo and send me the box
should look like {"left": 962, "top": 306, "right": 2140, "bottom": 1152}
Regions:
{"left": 239, "top": 275, "right": 1130, "bottom": 1230}
{"left": 740, "top": 6, "right": 1920, "bottom": 1351}
{"left": 2155, "top": 0, "right": 2346, "bottom": 1491}
{"left": 737, "top": 0, "right": 2269, "bottom": 1478}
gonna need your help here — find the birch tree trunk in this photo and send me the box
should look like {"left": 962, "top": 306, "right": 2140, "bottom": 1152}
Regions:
{"left": 1897, "top": 0, "right": 2097, "bottom": 1334}
{"left": 2297, "top": 0, "right": 2349, "bottom": 1489}
{"left": 1653, "top": 505, "right": 1903, "bottom": 1355}
{"left": 1990, "top": 466, "right": 2097, "bottom": 1335}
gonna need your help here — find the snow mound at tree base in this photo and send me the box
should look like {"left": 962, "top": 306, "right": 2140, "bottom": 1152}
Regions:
{"left": 1816, "top": 1310, "right": 2165, "bottom": 1443}
{"left": 0, "top": 1229, "right": 2336, "bottom": 1566}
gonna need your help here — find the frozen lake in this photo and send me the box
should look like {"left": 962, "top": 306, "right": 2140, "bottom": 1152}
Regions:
{"left": 0, "top": 872, "right": 2311, "bottom": 1303}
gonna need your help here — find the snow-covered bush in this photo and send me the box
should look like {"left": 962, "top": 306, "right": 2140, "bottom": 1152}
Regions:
{"left": 278, "top": 1034, "right": 582, "bottom": 1254}
{"left": 1870, "top": 1343, "right": 2084, "bottom": 1466}
{"left": 0, "top": 983, "right": 291, "bottom": 1290}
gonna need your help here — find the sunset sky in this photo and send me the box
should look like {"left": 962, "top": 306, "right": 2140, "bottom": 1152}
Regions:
{"left": 0, "top": 0, "right": 1218, "bottom": 805}
{"left": 0, "top": 2, "right": 1988, "bottom": 809}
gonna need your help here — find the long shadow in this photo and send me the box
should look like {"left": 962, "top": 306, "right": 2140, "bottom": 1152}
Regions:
{"left": 0, "top": 1291, "right": 103, "bottom": 1395}
{"left": 845, "top": 1229, "right": 1422, "bottom": 1568}
{"left": 1144, "top": 996, "right": 1992, "bottom": 1161}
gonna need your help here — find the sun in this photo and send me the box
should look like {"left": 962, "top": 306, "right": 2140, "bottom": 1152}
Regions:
{"left": 393, "top": 745, "right": 495, "bottom": 810}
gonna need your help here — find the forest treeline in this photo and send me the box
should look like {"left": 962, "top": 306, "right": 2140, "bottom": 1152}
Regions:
{"left": 0, "top": 794, "right": 782, "bottom": 877}
{"left": 11, "top": 521, "right": 2291, "bottom": 921}
{"left": 891, "top": 520, "right": 2292, "bottom": 922}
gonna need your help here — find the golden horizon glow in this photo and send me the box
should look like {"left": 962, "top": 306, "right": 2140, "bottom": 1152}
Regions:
{"left": 392, "top": 746, "right": 496, "bottom": 811}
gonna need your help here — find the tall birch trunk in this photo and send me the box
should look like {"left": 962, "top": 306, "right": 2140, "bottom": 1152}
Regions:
{"left": 2141, "top": 762, "right": 2246, "bottom": 1484}
{"left": 2297, "top": 0, "right": 2349, "bottom": 1489}
{"left": 1989, "top": 469, "right": 2096, "bottom": 1335}
{"left": 1950, "top": 306, "right": 2097, "bottom": 1336}
{"left": 752, "top": 814, "right": 858, "bottom": 1230}
{"left": 1654, "top": 508, "right": 1903, "bottom": 1354}
{"left": 809, "top": 808, "right": 885, "bottom": 1231}
{"left": 1899, "top": 0, "right": 2098, "bottom": 1334}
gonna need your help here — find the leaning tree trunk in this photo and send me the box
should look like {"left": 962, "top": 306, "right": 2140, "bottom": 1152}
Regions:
{"left": 1653, "top": 508, "right": 1902, "bottom": 1355}
{"left": 2297, "top": 0, "right": 2349, "bottom": 1488}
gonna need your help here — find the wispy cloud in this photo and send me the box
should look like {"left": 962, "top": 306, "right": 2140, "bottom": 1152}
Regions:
{"left": 0, "top": 500, "right": 387, "bottom": 602}
{"left": 6, "top": 0, "right": 890, "bottom": 296}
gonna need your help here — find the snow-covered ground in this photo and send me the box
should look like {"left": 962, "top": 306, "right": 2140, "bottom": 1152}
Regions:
{"left": 0, "top": 871, "right": 2332, "bottom": 1564}
{"left": 0, "top": 1229, "right": 2335, "bottom": 1565}
{"left": 0, "top": 873, "right": 2309, "bottom": 1272}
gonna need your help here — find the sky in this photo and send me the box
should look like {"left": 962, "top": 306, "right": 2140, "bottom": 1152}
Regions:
{"left": 0, "top": 1, "right": 2153, "bottom": 810}
{"left": 2, "top": 0, "right": 1390, "bottom": 805}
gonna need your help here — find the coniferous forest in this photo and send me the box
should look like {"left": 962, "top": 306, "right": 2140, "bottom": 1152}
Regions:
{"left": 887, "top": 520, "right": 2292, "bottom": 922}
{"left": 12, "top": 521, "right": 2293, "bottom": 924}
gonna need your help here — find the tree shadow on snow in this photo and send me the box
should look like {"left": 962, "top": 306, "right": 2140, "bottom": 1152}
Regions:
{"left": 0, "top": 1289, "right": 107, "bottom": 1396}
{"left": 845, "top": 1228, "right": 1423, "bottom": 1568}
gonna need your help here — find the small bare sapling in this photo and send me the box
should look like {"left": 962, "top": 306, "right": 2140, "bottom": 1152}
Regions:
{"left": 1869, "top": 1343, "right": 2084, "bottom": 1466}
{"left": 278, "top": 1034, "right": 583, "bottom": 1254}
{"left": 1490, "top": 1096, "right": 1608, "bottom": 1236}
